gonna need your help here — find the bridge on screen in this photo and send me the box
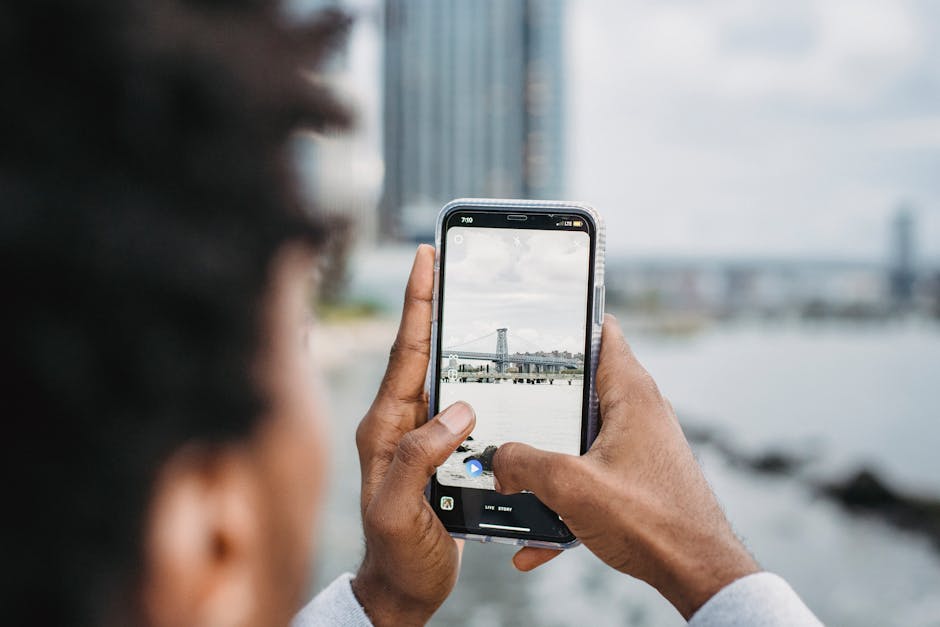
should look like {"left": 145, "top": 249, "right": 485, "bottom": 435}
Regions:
{"left": 442, "top": 328, "right": 582, "bottom": 375}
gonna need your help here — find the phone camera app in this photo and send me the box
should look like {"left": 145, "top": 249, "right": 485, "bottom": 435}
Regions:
{"left": 436, "top": 226, "right": 590, "bottom": 492}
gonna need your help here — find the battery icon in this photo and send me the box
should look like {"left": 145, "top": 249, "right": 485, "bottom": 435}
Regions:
{"left": 572, "top": 220, "right": 583, "bottom": 227}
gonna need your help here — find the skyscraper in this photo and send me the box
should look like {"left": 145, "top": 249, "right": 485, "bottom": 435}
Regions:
{"left": 380, "top": 0, "right": 565, "bottom": 241}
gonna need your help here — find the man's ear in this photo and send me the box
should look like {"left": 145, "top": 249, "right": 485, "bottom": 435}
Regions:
{"left": 141, "top": 445, "right": 265, "bottom": 627}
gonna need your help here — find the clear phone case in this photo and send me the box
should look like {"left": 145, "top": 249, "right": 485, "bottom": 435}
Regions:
{"left": 425, "top": 198, "right": 606, "bottom": 550}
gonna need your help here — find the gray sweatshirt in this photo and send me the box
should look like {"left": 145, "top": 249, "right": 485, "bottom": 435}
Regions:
{"left": 293, "top": 571, "right": 823, "bottom": 626}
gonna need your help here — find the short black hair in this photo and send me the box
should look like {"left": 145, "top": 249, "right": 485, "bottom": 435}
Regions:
{"left": 1, "top": 1, "right": 350, "bottom": 623}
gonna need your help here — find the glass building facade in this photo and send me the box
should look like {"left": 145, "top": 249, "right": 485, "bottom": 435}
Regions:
{"left": 381, "top": 0, "right": 565, "bottom": 241}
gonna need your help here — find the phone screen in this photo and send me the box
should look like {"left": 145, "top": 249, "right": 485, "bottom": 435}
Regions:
{"left": 431, "top": 208, "right": 596, "bottom": 544}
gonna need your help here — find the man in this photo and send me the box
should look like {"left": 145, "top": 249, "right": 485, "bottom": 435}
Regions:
{"left": 4, "top": 1, "right": 821, "bottom": 625}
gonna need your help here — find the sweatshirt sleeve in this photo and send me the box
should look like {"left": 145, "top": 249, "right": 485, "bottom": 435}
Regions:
{"left": 292, "top": 573, "right": 373, "bottom": 627}
{"left": 688, "top": 572, "right": 823, "bottom": 627}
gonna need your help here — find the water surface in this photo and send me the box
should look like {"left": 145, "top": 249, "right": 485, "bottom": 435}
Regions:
{"left": 312, "top": 322, "right": 940, "bottom": 627}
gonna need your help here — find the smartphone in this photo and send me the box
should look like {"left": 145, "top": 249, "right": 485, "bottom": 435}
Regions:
{"left": 426, "top": 198, "right": 605, "bottom": 549}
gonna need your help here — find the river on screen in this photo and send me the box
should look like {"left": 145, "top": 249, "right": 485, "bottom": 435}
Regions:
{"left": 436, "top": 380, "right": 584, "bottom": 490}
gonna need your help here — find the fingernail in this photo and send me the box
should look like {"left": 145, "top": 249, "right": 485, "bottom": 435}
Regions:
{"left": 438, "top": 401, "right": 474, "bottom": 435}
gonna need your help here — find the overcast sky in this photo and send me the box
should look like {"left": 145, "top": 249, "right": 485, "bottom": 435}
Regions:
{"left": 303, "top": 0, "right": 940, "bottom": 264}
{"left": 567, "top": 0, "right": 940, "bottom": 262}
{"left": 440, "top": 227, "right": 590, "bottom": 354}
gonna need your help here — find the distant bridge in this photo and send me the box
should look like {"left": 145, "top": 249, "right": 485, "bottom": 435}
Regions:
{"left": 444, "top": 371, "right": 581, "bottom": 385}
{"left": 442, "top": 328, "right": 581, "bottom": 374}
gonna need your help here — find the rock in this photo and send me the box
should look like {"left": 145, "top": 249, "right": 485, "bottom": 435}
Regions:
{"left": 478, "top": 445, "right": 498, "bottom": 471}
{"left": 823, "top": 469, "right": 900, "bottom": 508}
{"left": 821, "top": 467, "right": 940, "bottom": 552}
{"left": 684, "top": 422, "right": 811, "bottom": 477}
{"left": 746, "top": 450, "right": 806, "bottom": 475}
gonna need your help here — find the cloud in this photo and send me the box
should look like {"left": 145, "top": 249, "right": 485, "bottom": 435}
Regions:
{"left": 441, "top": 227, "right": 591, "bottom": 354}
{"left": 568, "top": 0, "right": 940, "bottom": 260}
{"left": 574, "top": 1, "right": 921, "bottom": 106}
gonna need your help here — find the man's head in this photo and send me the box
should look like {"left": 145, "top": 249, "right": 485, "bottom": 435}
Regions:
{"left": 2, "top": 1, "right": 349, "bottom": 624}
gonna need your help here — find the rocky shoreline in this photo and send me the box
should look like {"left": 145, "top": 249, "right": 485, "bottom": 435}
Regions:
{"left": 683, "top": 421, "right": 940, "bottom": 554}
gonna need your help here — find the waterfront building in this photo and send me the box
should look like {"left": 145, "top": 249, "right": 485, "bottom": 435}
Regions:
{"left": 380, "top": 0, "right": 565, "bottom": 241}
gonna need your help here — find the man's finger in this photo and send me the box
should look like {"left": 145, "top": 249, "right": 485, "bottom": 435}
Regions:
{"left": 385, "top": 401, "right": 476, "bottom": 495}
{"left": 376, "top": 244, "right": 435, "bottom": 409}
{"left": 594, "top": 314, "right": 661, "bottom": 434}
{"left": 455, "top": 538, "right": 465, "bottom": 569}
{"left": 492, "top": 442, "right": 579, "bottom": 512}
{"left": 512, "top": 547, "right": 562, "bottom": 572}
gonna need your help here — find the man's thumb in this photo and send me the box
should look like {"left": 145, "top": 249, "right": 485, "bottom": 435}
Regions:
{"left": 492, "top": 442, "right": 576, "bottom": 510}
{"left": 389, "top": 401, "right": 475, "bottom": 494}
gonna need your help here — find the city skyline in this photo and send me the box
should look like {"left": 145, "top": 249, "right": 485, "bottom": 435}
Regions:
{"left": 290, "top": 0, "right": 938, "bottom": 264}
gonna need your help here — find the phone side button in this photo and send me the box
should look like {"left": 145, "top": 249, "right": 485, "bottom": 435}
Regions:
{"left": 593, "top": 285, "right": 605, "bottom": 324}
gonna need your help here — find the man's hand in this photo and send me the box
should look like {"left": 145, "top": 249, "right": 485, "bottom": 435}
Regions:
{"left": 352, "top": 245, "right": 472, "bottom": 626}
{"left": 492, "top": 314, "right": 759, "bottom": 620}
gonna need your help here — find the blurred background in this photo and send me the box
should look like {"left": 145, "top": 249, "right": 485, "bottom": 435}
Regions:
{"left": 291, "top": 1, "right": 940, "bottom": 625}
